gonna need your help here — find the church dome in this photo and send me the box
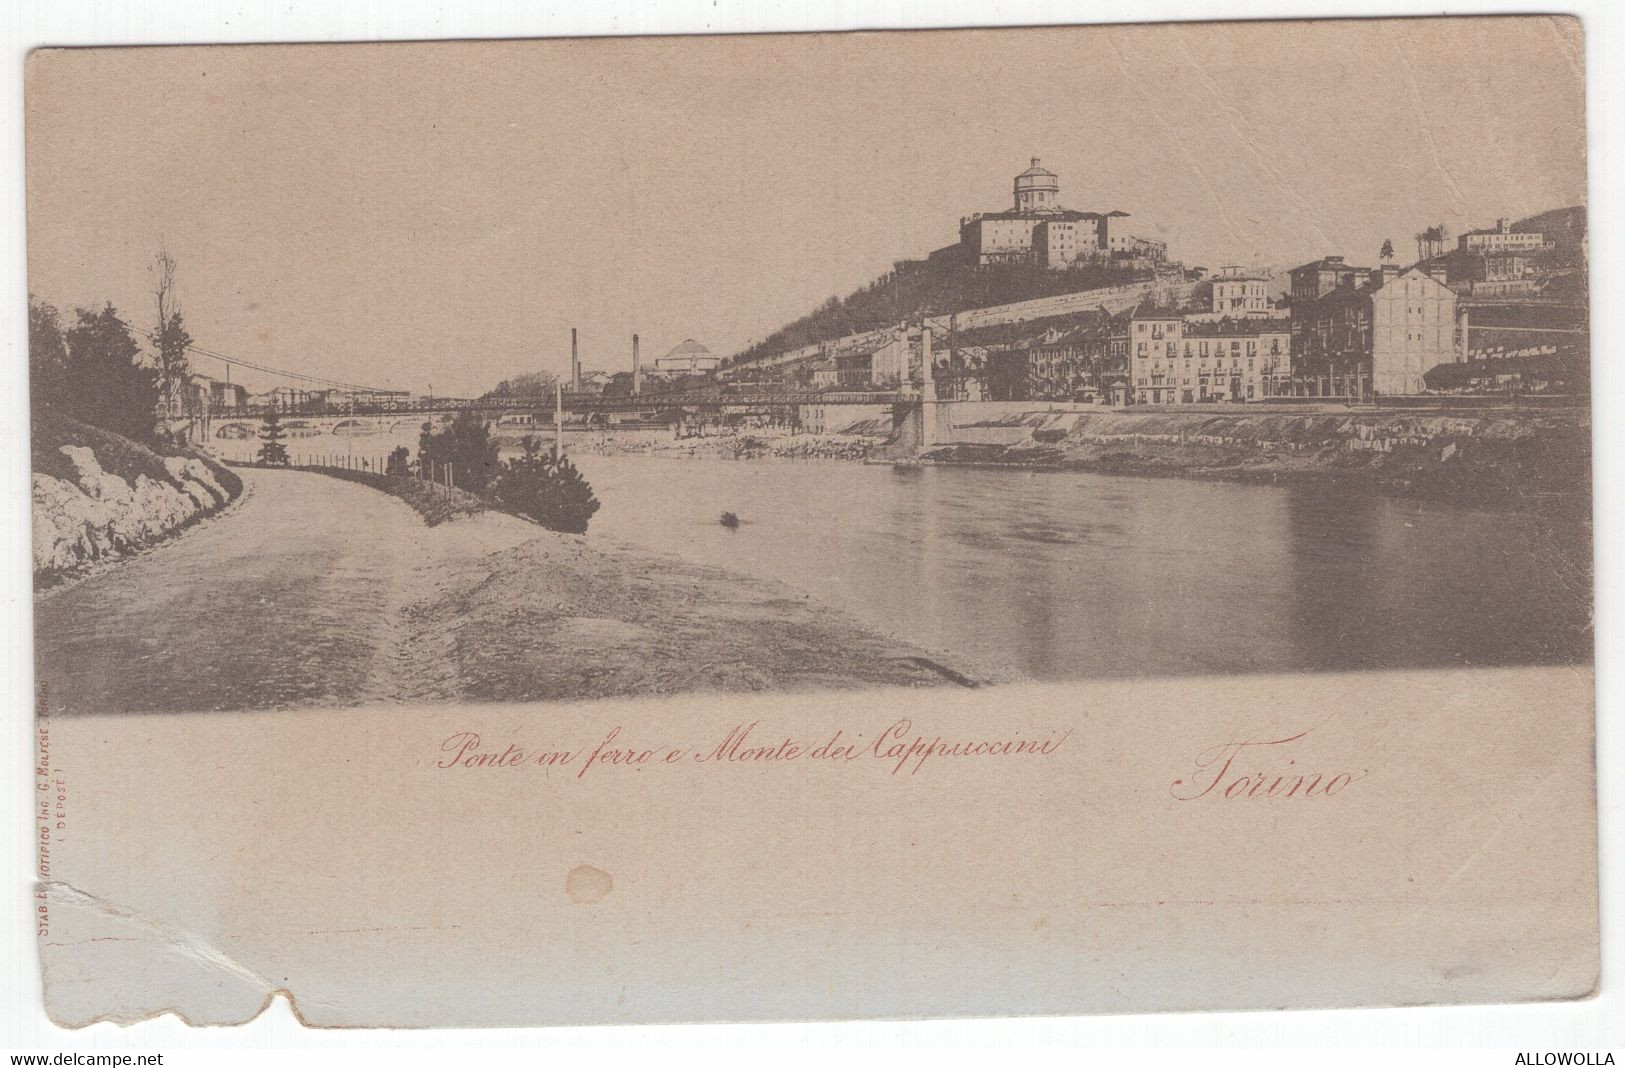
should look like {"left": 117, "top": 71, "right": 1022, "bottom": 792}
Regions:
{"left": 1017, "top": 158, "right": 1057, "bottom": 180}
{"left": 1013, "top": 157, "right": 1060, "bottom": 212}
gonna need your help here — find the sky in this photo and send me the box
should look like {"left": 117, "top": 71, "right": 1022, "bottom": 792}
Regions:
{"left": 24, "top": 16, "right": 1587, "bottom": 397}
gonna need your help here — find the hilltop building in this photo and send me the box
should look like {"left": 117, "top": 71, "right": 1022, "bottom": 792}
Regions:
{"left": 1457, "top": 218, "right": 1545, "bottom": 254}
{"left": 651, "top": 339, "right": 723, "bottom": 378}
{"left": 956, "top": 159, "right": 1160, "bottom": 270}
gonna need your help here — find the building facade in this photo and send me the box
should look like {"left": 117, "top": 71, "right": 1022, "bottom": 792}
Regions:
{"left": 1288, "top": 255, "right": 1368, "bottom": 303}
{"left": 1178, "top": 319, "right": 1293, "bottom": 402}
{"left": 958, "top": 159, "right": 1145, "bottom": 269}
{"left": 1458, "top": 218, "right": 1545, "bottom": 254}
{"left": 1019, "top": 313, "right": 1129, "bottom": 401}
{"left": 1128, "top": 307, "right": 1185, "bottom": 405}
{"left": 1291, "top": 265, "right": 1458, "bottom": 397}
{"left": 1130, "top": 306, "right": 1291, "bottom": 405}
{"left": 651, "top": 339, "right": 723, "bottom": 377}
{"left": 1208, "top": 266, "right": 1272, "bottom": 317}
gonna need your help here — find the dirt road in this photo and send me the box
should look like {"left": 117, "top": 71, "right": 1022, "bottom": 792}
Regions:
{"left": 34, "top": 467, "right": 951, "bottom": 714}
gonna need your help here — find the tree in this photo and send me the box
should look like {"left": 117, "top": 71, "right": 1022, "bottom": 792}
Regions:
{"left": 257, "top": 408, "right": 290, "bottom": 465}
{"left": 61, "top": 303, "right": 161, "bottom": 442}
{"left": 385, "top": 445, "right": 411, "bottom": 476}
{"left": 490, "top": 453, "right": 601, "bottom": 534}
{"left": 481, "top": 370, "right": 559, "bottom": 402}
{"left": 28, "top": 294, "right": 70, "bottom": 412}
{"left": 1380, "top": 238, "right": 1395, "bottom": 262}
{"left": 150, "top": 248, "right": 195, "bottom": 433}
{"left": 417, "top": 410, "right": 500, "bottom": 492}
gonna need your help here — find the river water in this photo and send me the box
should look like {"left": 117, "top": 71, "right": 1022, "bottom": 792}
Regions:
{"left": 571, "top": 453, "right": 1593, "bottom": 682}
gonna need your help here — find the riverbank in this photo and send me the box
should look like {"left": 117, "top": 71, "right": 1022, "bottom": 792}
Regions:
{"left": 229, "top": 460, "right": 494, "bottom": 525}
{"left": 34, "top": 466, "right": 966, "bottom": 715}
{"left": 915, "top": 408, "right": 1591, "bottom": 515}
{"left": 564, "top": 406, "right": 1591, "bottom": 514}
{"left": 564, "top": 428, "right": 879, "bottom": 462}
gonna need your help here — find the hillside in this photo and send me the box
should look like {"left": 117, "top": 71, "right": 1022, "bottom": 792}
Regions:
{"left": 32, "top": 409, "right": 243, "bottom": 579}
{"left": 1513, "top": 205, "right": 1587, "bottom": 266}
{"left": 729, "top": 256, "right": 1154, "bottom": 367}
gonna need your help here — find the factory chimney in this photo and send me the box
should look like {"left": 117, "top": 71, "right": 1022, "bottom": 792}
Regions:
{"left": 632, "top": 334, "right": 642, "bottom": 396}
{"left": 570, "top": 328, "right": 581, "bottom": 393}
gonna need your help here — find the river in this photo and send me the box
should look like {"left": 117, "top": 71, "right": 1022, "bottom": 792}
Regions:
{"left": 571, "top": 452, "right": 1593, "bottom": 682}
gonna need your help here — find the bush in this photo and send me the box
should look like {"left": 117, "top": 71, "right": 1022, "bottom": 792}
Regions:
{"left": 418, "top": 411, "right": 500, "bottom": 492}
{"left": 385, "top": 445, "right": 412, "bottom": 476}
{"left": 490, "top": 454, "right": 601, "bottom": 534}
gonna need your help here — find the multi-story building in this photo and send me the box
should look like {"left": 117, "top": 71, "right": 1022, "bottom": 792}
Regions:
{"left": 1291, "top": 264, "right": 1459, "bottom": 397}
{"left": 1032, "top": 217, "right": 1102, "bottom": 269}
{"left": 203, "top": 378, "right": 248, "bottom": 412}
{"left": 1177, "top": 319, "right": 1293, "bottom": 402}
{"left": 957, "top": 158, "right": 1144, "bottom": 269}
{"left": 1458, "top": 217, "right": 1545, "bottom": 254}
{"left": 1128, "top": 306, "right": 1185, "bottom": 405}
{"left": 1288, "top": 255, "right": 1368, "bottom": 303}
{"left": 1453, "top": 247, "right": 1539, "bottom": 297}
{"left": 1129, "top": 305, "right": 1291, "bottom": 405}
{"left": 1107, "top": 232, "right": 1168, "bottom": 263}
{"left": 1019, "top": 312, "right": 1129, "bottom": 401}
{"left": 1208, "top": 266, "right": 1273, "bottom": 317}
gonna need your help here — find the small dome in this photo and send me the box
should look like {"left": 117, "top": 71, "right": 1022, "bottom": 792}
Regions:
{"left": 664, "top": 339, "right": 714, "bottom": 359}
{"left": 1017, "top": 157, "right": 1057, "bottom": 179}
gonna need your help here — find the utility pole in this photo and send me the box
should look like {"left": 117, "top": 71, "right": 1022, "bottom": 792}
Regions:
{"left": 554, "top": 377, "right": 564, "bottom": 462}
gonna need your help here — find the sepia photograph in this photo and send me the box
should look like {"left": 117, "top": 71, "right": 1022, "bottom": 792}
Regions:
{"left": 20, "top": 13, "right": 1601, "bottom": 1032}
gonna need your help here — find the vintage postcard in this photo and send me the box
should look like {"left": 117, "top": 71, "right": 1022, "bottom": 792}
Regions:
{"left": 26, "top": 17, "right": 1594, "bottom": 1027}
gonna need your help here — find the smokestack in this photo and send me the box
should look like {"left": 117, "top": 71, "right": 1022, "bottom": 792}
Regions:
{"left": 570, "top": 328, "right": 580, "bottom": 393}
{"left": 632, "top": 334, "right": 641, "bottom": 396}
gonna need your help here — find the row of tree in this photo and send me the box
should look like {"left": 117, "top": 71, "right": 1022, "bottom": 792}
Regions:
{"left": 29, "top": 248, "right": 197, "bottom": 446}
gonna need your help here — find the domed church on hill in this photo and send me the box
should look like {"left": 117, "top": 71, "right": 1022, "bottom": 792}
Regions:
{"left": 955, "top": 157, "right": 1160, "bottom": 269}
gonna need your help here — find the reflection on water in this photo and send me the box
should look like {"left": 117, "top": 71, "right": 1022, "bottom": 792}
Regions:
{"left": 574, "top": 454, "right": 1593, "bottom": 681}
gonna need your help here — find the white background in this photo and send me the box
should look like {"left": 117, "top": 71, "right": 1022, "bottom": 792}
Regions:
{"left": 0, "top": 0, "right": 1618, "bottom": 1060}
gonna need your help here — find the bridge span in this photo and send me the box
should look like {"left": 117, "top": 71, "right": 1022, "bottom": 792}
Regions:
{"left": 205, "top": 390, "right": 910, "bottom": 441}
